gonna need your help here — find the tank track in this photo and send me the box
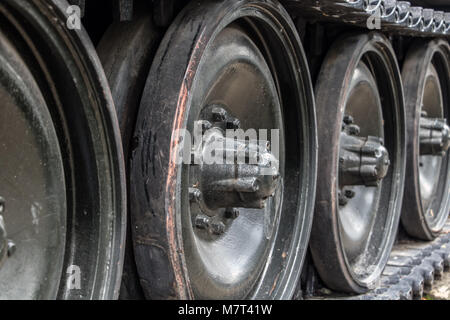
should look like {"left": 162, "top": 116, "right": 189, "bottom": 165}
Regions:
{"left": 284, "top": 0, "right": 450, "bottom": 37}
{"left": 305, "top": 220, "right": 450, "bottom": 300}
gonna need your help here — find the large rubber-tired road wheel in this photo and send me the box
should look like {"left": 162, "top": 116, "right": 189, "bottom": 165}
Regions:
{"left": 130, "top": 0, "right": 317, "bottom": 300}
{"left": 0, "top": 0, "right": 126, "bottom": 299}
{"left": 310, "top": 32, "right": 406, "bottom": 293}
{"left": 401, "top": 39, "right": 450, "bottom": 240}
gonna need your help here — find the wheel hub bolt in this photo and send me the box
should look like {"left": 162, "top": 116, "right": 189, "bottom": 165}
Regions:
{"left": 189, "top": 188, "right": 202, "bottom": 202}
{"left": 338, "top": 190, "right": 349, "bottom": 206}
{"left": 212, "top": 106, "right": 228, "bottom": 122}
{"left": 344, "top": 189, "right": 355, "bottom": 199}
{"left": 210, "top": 222, "right": 226, "bottom": 235}
{"left": 343, "top": 115, "right": 354, "bottom": 125}
{"left": 347, "top": 124, "right": 361, "bottom": 136}
{"left": 225, "top": 208, "right": 240, "bottom": 219}
{"left": 339, "top": 188, "right": 357, "bottom": 206}
{"left": 226, "top": 118, "right": 241, "bottom": 130}
{"left": 195, "top": 215, "right": 210, "bottom": 230}
{"left": 194, "top": 215, "right": 226, "bottom": 235}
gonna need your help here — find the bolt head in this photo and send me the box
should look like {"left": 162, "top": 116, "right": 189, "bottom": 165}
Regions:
{"left": 226, "top": 118, "right": 241, "bottom": 130}
{"left": 338, "top": 191, "right": 348, "bottom": 206}
{"left": 212, "top": 107, "right": 227, "bottom": 122}
{"left": 225, "top": 208, "right": 239, "bottom": 219}
{"left": 343, "top": 115, "right": 354, "bottom": 125}
{"left": 344, "top": 189, "right": 355, "bottom": 199}
{"left": 210, "top": 222, "right": 226, "bottom": 235}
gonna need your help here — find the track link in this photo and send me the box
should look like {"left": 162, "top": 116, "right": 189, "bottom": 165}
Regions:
{"left": 307, "top": 220, "right": 450, "bottom": 300}
{"left": 284, "top": 0, "right": 450, "bottom": 37}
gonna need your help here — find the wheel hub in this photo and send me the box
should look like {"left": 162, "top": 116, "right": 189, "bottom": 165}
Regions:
{"left": 189, "top": 105, "right": 281, "bottom": 234}
{"left": 339, "top": 116, "right": 390, "bottom": 200}
{"left": 418, "top": 63, "right": 448, "bottom": 218}
{"left": 419, "top": 111, "right": 450, "bottom": 156}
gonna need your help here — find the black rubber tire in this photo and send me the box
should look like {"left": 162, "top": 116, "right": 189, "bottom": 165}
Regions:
{"left": 97, "top": 9, "right": 162, "bottom": 300}
{"left": 310, "top": 32, "right": 406, "bottom": 294}
{"left": 130, "top": 0, "right": 317, "bottom": 300}
{"left": 400, "top": 39, "right": 450, "bottom": 240}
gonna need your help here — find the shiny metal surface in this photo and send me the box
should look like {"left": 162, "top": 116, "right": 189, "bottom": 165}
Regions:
{"left": 338, "top": 61, "right": 385, "bottom": 274}
{"left": 419, "top": 64, "right": 445, "bottom": 222}
{"left": 182, "top": 25, "right": 285, "bottom": 299}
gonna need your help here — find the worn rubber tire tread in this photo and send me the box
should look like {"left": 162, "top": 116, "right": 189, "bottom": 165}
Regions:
{"left": 97, "top": 11, "right": 162, "bottom": 300}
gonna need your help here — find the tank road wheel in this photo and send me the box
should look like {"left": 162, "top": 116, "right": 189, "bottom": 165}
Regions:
{"left": 97, "top": 6, "right": 161, "bottom": 300}
{"left": 310, "top": 33, "right": 406, "bottom": 293}
{"left": 401, "top": 40, "right": 450, "bottom": 240}
{"left": 0, "top": 1, "right": 126, "bottom": 299}
{"left": 130, "top": 0, "right": 317, "bottom": 299}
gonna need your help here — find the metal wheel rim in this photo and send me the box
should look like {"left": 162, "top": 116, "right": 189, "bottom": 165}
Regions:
{"left": 338, "top": 61, "right": 385, "bottom": 274}
{"left": 338, "top": 50, "right": 403, "bottom": 287}
{"left": 419, "top": 63, "right": 446, "bottom": 226}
